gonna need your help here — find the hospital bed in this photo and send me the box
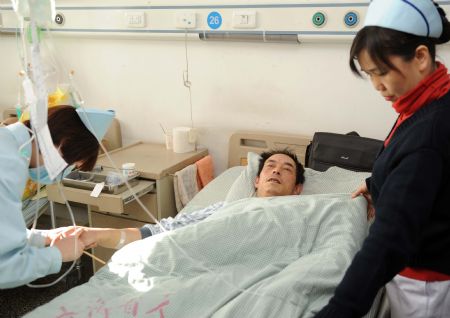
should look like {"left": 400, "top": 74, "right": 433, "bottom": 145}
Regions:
{"left": 24, "top": 131, "right": 388, "bottom": 318}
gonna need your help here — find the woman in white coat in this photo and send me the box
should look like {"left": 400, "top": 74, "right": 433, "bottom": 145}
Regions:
{"left": 0, "top": 105, "right": 114, "bottom": 289}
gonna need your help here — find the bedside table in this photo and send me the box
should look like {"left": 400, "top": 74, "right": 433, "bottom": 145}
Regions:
{"left": 47, "top": 142, "right": 208, "bottom": 271}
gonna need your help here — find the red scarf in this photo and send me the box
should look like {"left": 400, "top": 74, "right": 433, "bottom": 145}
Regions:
{"left": 384, "top": 62, "right": 450, "bottom": 146}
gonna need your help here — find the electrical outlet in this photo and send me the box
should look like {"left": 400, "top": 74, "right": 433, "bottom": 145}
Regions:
{"left": 125, "top": 12, "right": 146, "bottom": 28}
{"left": 176, "top": 12, "right": 196, "bottom": 29}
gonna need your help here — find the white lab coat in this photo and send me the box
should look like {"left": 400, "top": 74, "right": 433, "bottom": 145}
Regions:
{"left": 0, "top": 123, "right": 61, "bottom": 289}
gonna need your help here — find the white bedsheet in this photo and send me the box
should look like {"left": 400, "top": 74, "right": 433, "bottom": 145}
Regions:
{"left": 26, "top": 193, "right": 368, "bottom": 318}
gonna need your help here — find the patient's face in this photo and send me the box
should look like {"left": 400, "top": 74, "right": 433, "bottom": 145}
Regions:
{"left": 254, "top": 154, "right": 302, "bottom": 197}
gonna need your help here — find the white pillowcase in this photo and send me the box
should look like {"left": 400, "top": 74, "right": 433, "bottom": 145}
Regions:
{"left": 301, "top": 166, "right": 370, "bottom": 195}
{"left": 224, "top": 152, "right": 370, "bottom": 203}
{"left": 224, "top": 152, "right": 259, "bottom": 202}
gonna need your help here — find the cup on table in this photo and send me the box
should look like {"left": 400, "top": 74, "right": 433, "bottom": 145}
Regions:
{"left": 165, "top": 129, "right": 173, "bottom": 150}
{"left": 121, "top": 162, "right": 136, "bottom": 178}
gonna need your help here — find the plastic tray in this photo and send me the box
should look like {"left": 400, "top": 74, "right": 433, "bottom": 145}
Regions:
{"left": 63, "top": 170, "right": 139, "bottom": 194}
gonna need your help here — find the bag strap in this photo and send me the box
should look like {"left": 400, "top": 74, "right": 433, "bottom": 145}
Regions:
{"left": 305, "top": 141, "right": 312, "bottom": 167}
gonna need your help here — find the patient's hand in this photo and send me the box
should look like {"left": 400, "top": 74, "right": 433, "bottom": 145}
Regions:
{"left": 352, "top": 183, "right": 375, "bottom": 221}
{"left": 79, "top": 228, "right": 99, "bottom": 249}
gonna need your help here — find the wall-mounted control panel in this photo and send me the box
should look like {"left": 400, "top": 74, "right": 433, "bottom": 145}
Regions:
{"left": 0, "top": 1, "right": 448, "bottom": 42}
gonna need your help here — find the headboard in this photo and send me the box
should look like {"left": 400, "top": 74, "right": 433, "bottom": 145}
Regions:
{"left": 228, "top": 131, "right": 311, "bottom": 168}
{"left": 2, "top": 107, "right": 123, "bottom": 151}
{"left": 2, "top": 108, "right": 17, "bottom": 121}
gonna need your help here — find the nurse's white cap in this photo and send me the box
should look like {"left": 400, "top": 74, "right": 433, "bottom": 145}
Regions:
{"left": 364, "top": 0, "right": 443, "bottom": 38}
{"left": 76, "top": 108, "right": 115, "bottom": 141}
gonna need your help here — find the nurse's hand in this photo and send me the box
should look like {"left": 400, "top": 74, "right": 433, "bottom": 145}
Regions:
{"left": 352, "top": 182, "right": 375, "bottom": 220}
{"left": 51, "top": 228, "right": 85, "bottom": 262}
{"left": 44, "top": 227, "right": 72, "bottom": 245}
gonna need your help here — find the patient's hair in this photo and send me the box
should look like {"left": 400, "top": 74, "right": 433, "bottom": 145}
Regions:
{"left": 257, "top": 149, "right": 305, "bottom": 185}
{"left": 24, "top": 105, "right": 99, "bottom": 171}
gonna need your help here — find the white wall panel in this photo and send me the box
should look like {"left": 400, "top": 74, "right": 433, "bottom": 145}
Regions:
{"left": 1, "top": 1, "right": 450, "bottom": 173}
{"left": 1, "top": 1, "right": 372, "bottom": 40}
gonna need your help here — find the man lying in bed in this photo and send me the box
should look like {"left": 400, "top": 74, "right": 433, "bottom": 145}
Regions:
{"left": 79, "top": 149, "right": 305, "bottom": 250}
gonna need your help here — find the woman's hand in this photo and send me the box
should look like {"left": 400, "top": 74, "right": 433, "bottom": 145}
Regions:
{"left": 352, "top": 182, "right": 375, "bottom": 220}
{"left": 51, "top": 227, "right": 85, "bottom": 262}
{"left": 50, "top": 226, "right": 98, "bottom": 249}
{"left": 44, "top": 227, "right": 74, "bottom": 245}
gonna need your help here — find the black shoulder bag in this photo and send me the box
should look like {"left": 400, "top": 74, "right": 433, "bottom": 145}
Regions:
{"left": 305, "top": 131, "right": 383, "bottom": 172}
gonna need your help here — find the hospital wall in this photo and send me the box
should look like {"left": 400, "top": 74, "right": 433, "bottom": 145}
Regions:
{"left": 1, "top": 1, "right": 450, "bottom": 173}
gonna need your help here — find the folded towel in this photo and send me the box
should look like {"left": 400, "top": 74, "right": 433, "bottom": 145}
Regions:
{"left": 196, "top": 155, "right": 214, "bottom": 190}
{"left": 174, "top": 164, "right": 199, "bottom": 212}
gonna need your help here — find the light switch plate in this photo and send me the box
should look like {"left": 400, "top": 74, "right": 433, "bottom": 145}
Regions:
{"left": 232, "top": 11, "right": 257, "bottom": 29}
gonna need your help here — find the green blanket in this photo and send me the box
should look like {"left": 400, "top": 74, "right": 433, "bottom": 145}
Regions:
{"left": 26, "top": 194, "right": 368, "bottom": 318}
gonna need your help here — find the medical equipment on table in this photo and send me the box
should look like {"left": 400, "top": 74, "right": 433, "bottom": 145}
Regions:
{"left": 62, "top": 169, "right": 140, "bottom": 195}
{"left": 120, "top": 162, "right": 136, "bottom": 178}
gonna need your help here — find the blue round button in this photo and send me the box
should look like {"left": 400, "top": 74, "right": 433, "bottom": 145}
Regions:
{"left": 207, "top": 11, "right": 222, "bottom": 29}
{"left": 344, "top": 11, "right": 359, "bottom": 27}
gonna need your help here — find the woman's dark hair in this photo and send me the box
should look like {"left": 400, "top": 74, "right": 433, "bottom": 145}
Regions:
{"left": 349, "top": 2, "right": 450, "bottom": 76}
{"left": 257, "top": 149, "right": 305, "bottom": 185}
{"left": 24, "top": 105, "right": 99, "bottom": 171}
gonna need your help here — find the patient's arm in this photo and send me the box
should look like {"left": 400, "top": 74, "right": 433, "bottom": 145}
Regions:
{"left": 139, "top": 201, "right": 225, "bottom": 238}
{"left": 80, "top": 227, "right": 141, "bottom": 249}
{"left": 80, "top": 202, "right": 225, "bottom": 249}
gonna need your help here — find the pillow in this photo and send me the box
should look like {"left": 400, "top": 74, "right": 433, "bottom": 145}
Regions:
{"left": 180, "top": 166, "right": 243, "bottom": 214}
{"left": 224, "top": 152, "right": 260, "bottom": 202}
{"left": 224, "top": 152, "right": 370, "bottom": 203}
{"left": 301, "top": 166, "right": 370, "bottom": 195}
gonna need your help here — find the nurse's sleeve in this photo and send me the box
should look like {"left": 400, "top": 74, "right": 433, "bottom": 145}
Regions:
{"left": 0, "top": 193, "right": 62, "bottom": 288}
{"left": 27, "top": 229, "right": 48, "bottom": 247}
{"left": 0, "top": 167, "right": 62, "bottom": 288}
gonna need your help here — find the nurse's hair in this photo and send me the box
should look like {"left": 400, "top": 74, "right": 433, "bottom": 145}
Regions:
{"left": 349, "top": 1, "right": 450, "bottom": 76}
{"left": 257, "top": 149, "right": 305, "bottom": 185}
{"left": 24, "top": 105, "right": 100, "bottom": 171}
